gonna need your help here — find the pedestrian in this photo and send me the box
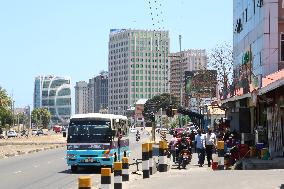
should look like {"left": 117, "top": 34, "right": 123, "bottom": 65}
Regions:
{"left": 205, "top": 128, "right": 217, "bottom": 167}
{"left": 169, "top": 134, "right": 178, "bottom": 162}
{"left": 195, "top": 129, "right": 205, "bottom": 167}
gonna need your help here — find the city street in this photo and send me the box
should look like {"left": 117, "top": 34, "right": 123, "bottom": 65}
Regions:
{"left": 0, "top": 130, "right": 150, "bottom": 189}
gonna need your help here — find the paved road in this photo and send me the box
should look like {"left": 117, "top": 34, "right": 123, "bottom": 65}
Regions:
{"left": 0, "top": 130, "right": 150, "bottom": 189}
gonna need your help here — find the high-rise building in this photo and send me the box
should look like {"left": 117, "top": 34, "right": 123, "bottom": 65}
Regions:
{"left": 233, "top": 0, "right": 284, "bottom": 92}
{"left": 108, "top": 29, "right": 170, "bottom": 115}
{"left": 74, "top": 81, "right": 88, "bottom": 114}
{"left": 34, "top": 75, "right": 71, "bottom": 126}
{"left": 87, "top": 78, "right": 95, "bottom": 113}
{"left": 170, "top": 49, "right": 208, "bottom": 103}
{"left": 93, "top": 71, "right": 108, "bottom": 113}
{"left": 75, "top": 72, "right": 108, "bottom": 114}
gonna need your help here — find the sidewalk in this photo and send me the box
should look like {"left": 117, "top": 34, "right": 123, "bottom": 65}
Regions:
{"left": 128, "top": 153, "right": 284, "bottom": 189}
{"left": 242, "top": 157, "right": 284, "bottom": 170}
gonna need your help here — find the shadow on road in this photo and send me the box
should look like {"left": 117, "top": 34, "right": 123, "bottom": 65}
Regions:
{"left": 58, "top": 167, "right": 101, "bottom": 174}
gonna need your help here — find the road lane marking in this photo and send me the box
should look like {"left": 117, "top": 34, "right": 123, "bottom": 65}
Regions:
{"left": 33, "top": 165, "right": 39, "bottom": 168}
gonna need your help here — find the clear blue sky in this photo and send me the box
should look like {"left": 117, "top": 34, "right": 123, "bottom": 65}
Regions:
{"left": 0, "top": 0, "right": 232, "bottom": 109}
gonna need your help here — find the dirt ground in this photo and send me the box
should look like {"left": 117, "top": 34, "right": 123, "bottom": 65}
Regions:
{"left": 0, "top": 133, "right": 66, "bottom": 159}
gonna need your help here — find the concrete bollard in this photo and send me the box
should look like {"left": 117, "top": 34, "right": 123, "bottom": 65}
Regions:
{"left": 217, "top": 141, "right": 225, "bottom": 170}
{"left": 114, "top": 162, "right": 122, "bottom": 189}
{"left": 158, "top": 140, "right": 167, "bottom": 172}
{"left": 78, "top": 176, "right": 92, "bottom": 189}
{"left": 148, "top": 142, "right": 153, "bottom": 175}
{"left": 122, "top": 157, "right": 129, "bottom": 182}
{"left": 101, "top": 168, "right": 111, "bottom": 189}
{"left": 142, "top": 143, "right": 150, "bottom": 178}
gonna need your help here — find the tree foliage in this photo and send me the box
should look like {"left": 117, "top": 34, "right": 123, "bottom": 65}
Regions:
{"left": 143, "top": 93, "right": 179, "bottom": 121}
{"left": 31, "top": 108, "right": 51, "bottom": 129}
{"left": 209, "top": 42, "right": 233, "bottom": 88}
{"left": 0, "top": 86, "right": 12, "bottom": 128}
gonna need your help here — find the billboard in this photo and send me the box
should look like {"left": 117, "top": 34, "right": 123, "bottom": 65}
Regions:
{"left": 185, "top": 70, "right": 217, "bottom": 98}
{"left": 110, "top": 29, "right": 127, "bottom": 35}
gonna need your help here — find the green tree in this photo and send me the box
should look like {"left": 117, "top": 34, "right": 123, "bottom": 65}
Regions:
{"left": 31, "top": 108, "right": 51, "bottom": 129}
{"left": 0, "top": 86, "right": 12, "bottom": 128}
{"left": 143, "top": 93, "right": 179, "bottom": 121}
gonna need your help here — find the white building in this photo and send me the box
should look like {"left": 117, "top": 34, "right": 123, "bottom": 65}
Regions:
{"left": 108, "top": 29, "right": 170, "bottom": 115}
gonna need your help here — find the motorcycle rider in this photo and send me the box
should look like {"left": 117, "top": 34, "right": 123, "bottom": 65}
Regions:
{"left": 176, "top": 133, "right": 191, "bottom": 169}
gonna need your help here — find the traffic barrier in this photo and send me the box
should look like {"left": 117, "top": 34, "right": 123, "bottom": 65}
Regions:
{"left": 122, "top": 157, "right": 129, "bottom": 181}
{"left": 149, "top": 142, "right": 153, "bottom": 175}
{"left": 114, "top": 162, "right": 122, "bottom": 189}
{"left": 212, "top": 154, "right": 218, "bottom": 170}
{"left": 158, "top": 140, "right": 167, "bottom": 172}
{"left": 78, "top": 176, "right": 92, "bottom": 189}
{"left": 142, "top": 143, "right": 150, "bottom": 178}
{"left": 101, "top": 168, "right": 111, "bottom": 189}
{"left": 217, "top": 141, "right": 225, "bottom": 170}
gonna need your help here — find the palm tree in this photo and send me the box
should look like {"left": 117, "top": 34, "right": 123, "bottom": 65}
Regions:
{"left": 0, "top": 86, "right": 11, "bottom": 108}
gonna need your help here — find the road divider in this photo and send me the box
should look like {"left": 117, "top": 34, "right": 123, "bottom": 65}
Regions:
{"left": 142, "top": 143, "right": 150, "bottom": 179}
{"left": 114, "top": 162, "right": 123, "bottom": 189}
{"left": 149, "top": 142, "right": 153, "bottom": 175}
{"left": 122, "top": 157, "right": 129, "bottom": 181}
{"left": 101, "top": 168, "right": 111, "bottom": 189}
{"left": 158, "top": 140, "right": 168, "bottom": 172}
{"left": 78, "top": 176, "right": 92, "bottom": 189}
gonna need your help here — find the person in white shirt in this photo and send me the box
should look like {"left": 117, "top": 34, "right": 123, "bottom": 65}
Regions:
{"left": 205, "top": 128, "right": 217, "bottom": 167}
{"left": 195, "top": 129, "right": 205, "bottom": 167}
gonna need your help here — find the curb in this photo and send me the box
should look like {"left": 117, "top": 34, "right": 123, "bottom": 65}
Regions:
{"left": 2, "top": 144, "right": 66, "bottom": 159}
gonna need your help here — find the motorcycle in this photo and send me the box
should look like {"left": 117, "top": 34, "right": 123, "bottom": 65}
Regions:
{"left": 179, "top": 149, "right": 191, "bottom": 169}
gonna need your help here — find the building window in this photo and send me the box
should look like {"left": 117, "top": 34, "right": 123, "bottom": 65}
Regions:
{"left": 281, "top": 33, "right": 284, "bottom": 61}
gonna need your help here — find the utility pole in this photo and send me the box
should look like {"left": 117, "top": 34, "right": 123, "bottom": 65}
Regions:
{"left": 179, "top": 35, "right": 182, "bottom": 107}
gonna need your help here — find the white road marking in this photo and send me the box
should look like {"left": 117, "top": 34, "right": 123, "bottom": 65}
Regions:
{"left": 47, "top": 161, "right": 51, "bottom": 164}
{"left": 14, "top": 170, "right": 22, "bottom": 174}
{"left": 33, "top": 165, "right": 39, "bottom": 168}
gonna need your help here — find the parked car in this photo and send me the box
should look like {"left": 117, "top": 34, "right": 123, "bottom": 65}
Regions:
{"left": 7, "top": 130, "right": 18, "bottom": 138}
{"left": 32, "top": 129, "right": 44, "bottom": 136}
{"left": 36, "top": 129, "right": 44, "bottom": 136}
{"left": 53, "top": 125, "right": 62, "bottom": 133}
{"left": 32, "top": 129, "right": 38, "bottom": 135}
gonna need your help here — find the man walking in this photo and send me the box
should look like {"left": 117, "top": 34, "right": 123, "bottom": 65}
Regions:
{"left": 205, "top": 128, "right": 217, "bottom": 167}
{"left": 195, "top": 129, "right": 205, "bottom": 167}
{"left": 169, "top": 134, "right": 178, "bottom": 162}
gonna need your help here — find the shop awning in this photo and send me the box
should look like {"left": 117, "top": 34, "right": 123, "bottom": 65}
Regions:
{"left": 220, "top": 93, "right": 251, "bottom": 104}
{"left": 259, "top": 76, "right": 284, "bottom": 95}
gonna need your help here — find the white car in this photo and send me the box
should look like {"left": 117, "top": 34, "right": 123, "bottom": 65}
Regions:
{"left": 7, "top": 130, "right": 18, "bottom": 138}
{"left": 130, "top": 128, "right": 137, "bottom": 133}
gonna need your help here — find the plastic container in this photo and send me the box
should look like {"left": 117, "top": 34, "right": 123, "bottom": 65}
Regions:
{"left": 256, "top": 143, "right": 264, "bottom": 150}
{"left": 260, "top": 148, "right": 268, "bottom": 159}
{"left": 212, "top": 161, "right": 218, "bottom": 170}
{"left": 217, "top": 141, "right": 225, "bottom": 150}
{"left": 249, "top": 146, "right": 256, "bottom": 157}
{"left": 212, "top": 154, "right": 218, "bottom": 162}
